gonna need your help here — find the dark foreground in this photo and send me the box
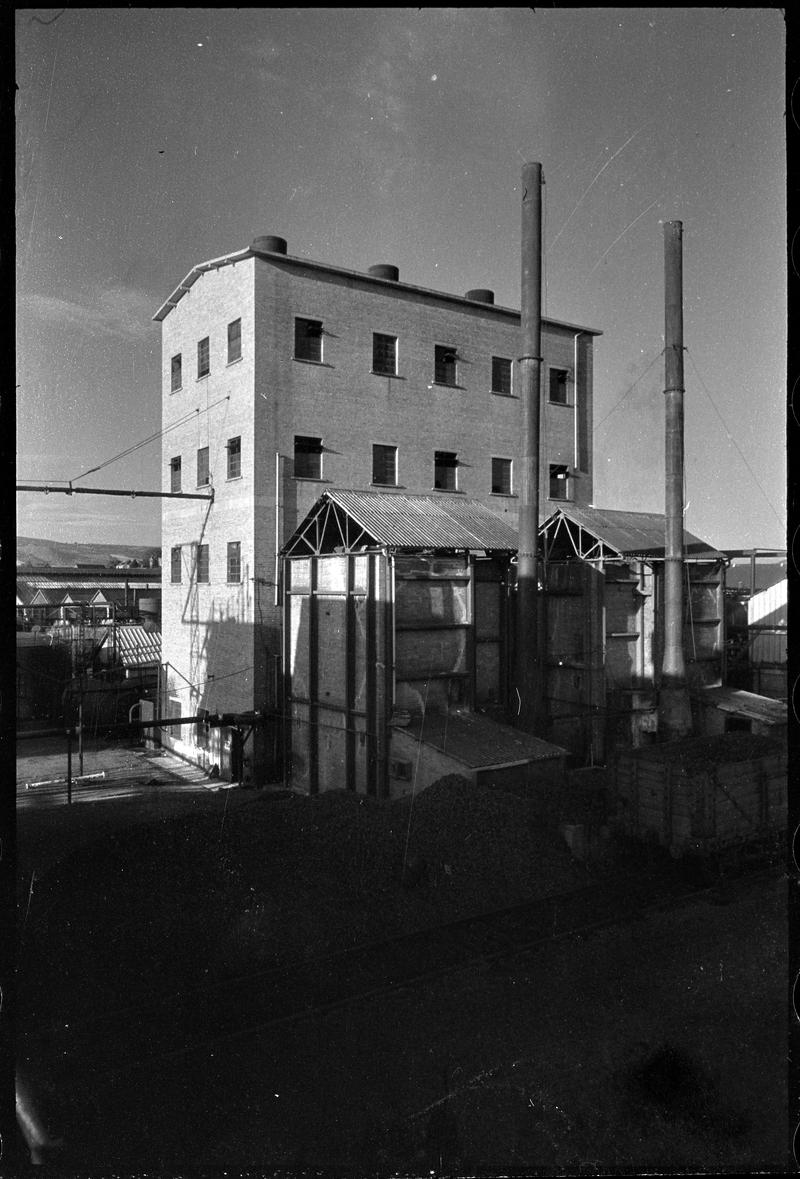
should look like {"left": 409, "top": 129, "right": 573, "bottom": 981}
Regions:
{"left": 15, "top": 748, "right": 789, "bottom": 1172}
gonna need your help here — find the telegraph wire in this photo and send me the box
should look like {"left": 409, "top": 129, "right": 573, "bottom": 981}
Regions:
{"left": 685, "top": 347, "right": 784, "bottom": 529}
{"left": 592, "top": 348, "right": 664, "bottom": 434}
{"left": 68, "top": 394, "right": 231, "bottom": 484}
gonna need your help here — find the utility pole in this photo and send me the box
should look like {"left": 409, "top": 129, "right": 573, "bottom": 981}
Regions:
{"left": 659, "top": 221, "right": 692, "bottom": 739}
{"left": 515, "top": 162, "right": 546, "bottom": 733}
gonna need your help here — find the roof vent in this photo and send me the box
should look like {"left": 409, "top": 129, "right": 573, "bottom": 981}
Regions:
{"left": 465, "top": 288, "right": 495, "bottom": 304}
{"left": 251, "top": 235, "right": 288, "bottom": 255}
{"left": 368, "top": 263, "right": 400, "bottom": 282}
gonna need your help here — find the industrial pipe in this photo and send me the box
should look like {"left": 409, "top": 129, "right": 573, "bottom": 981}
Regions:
{"left": 515, "top": 162, "right": 546, "bottom": 734}
{"left": 659, "top": 220, "right": 692, "bottom": 739}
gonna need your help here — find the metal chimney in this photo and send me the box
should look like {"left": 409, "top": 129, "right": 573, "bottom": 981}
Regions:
{"left": 515, "top": 162, "right": 545, "bottom": 733}
{"left": 659, "top": 220, "right": 692, "bottom": 739}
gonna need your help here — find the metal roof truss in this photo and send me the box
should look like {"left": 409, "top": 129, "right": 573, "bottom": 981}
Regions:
{"left": 284, "top": 497, "right": 379, "bottom": 558}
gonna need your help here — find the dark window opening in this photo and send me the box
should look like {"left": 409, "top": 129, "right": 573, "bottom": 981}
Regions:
{"left": 294, "top": 435, "right": 323, "bottom": 479}
{"left": 197, "top": 336, "right": 210, "bottom": 379}
{"left": 372, "top": 444, "right": 397, "bottom": 486}
{"left": 491, "top": 356, "right": 512, "bottom": 395}
{"left": 227, "top": 541, "right": 241, "bottom": 583}
{"left": 434, "top": 345, "right": 457, "bottom": 386}
{"left": 372, "top": 333, "right": 397, "bottom": 375}
{"left": 197, "top": 446, "right": 210, "bottom": 487}
{"left": 170, "top": 545, "right": 182, "bottom": 583}
{"left": 196, "top": 543, "right": 209, "bottom": 583}
{"left": 491, "top": 457, "right": 512, "bottom": 495}
{"left": 227, "top": 436, "right": 241, "bottom": 479}
{"left": 171, "top": 353, "right": 182, "bottom": 392}
{"left": 549, "top": 368, "right": 569, "bottom": 404}
{"left": 170, "top": 456, "right": 182, "bottom": 494}
{"left": 294, "top": 318, "right": 323, "bottom": 362}
{"left": 434, "top": 450, "right": 458, "bottom": 491}
{"left": 227, "top": 318, "right": 242, "bottom": 363}
{"left": 549, "top": 463, "right": 570, "bottom": 499}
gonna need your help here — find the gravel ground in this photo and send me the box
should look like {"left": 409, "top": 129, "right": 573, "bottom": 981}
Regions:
{"left": 20, "top": 872, "right": 789, "bottom": 1172}
{"left": 15, "top": 746, "right": 788, "bottom": 1171}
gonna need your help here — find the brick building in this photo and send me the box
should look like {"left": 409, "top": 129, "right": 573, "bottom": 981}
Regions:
{"left": 155, "top": 235, "right": 601, "bottom": 780}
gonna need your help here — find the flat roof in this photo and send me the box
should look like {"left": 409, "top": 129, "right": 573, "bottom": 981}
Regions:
{"left": 153, "top": 243, "right": 602, "bottom": 337}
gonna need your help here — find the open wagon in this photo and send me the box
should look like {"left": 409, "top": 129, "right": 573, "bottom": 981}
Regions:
{"left": 612, "top": 734, "right": 786, "bottom": 864}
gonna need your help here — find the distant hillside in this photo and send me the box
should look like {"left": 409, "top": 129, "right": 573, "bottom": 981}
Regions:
{"left": 17, "top": 536, "right": 161, "bottom": 569}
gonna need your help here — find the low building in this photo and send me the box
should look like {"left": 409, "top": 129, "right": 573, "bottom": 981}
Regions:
{"left": 282, "top": 488, "right": 567, "bottom": 797}
{"left": 539, "top": 505, "right": 727, "bottom": 762}
{"left": 724, "top": 549, "right": 787, "bottom": 699}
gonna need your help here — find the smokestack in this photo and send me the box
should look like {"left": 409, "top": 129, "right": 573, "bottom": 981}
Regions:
{"left": 515, "top": 162, "right": 545, "bottom": 733}
{"left": 659, "top": 220, "right": 692, "bottom": 739}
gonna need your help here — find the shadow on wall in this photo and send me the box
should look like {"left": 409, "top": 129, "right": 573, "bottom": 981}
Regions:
{"left": 163, "top": 608, "right": 282, "bottom": 783}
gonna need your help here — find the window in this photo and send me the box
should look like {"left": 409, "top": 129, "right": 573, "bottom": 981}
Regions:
{"left": 226, "top": 435, "right": 241, "bottom": 480}
{"left": 197, "top": 336, "right": 210, "bottom": 379}
{"left": 294, "top": 435, "right": 323, "bottom": 479}
{"left": 372, "top": 333, "right": 397, "bottom": 376}
{"left": 491, "top": 458, "right": 513, "bottom": 495}
{"left": 491, "top": 357, "right": 512, "bottom": 396}
{"left": 170, "top": 353, "right": 182, "bottom": 392}
{"left": 434, "top": 450, "right": 458, "bottom": 491}
{"left": 227, "top": 318, "right": 242, "bottom": 364}
{"left": 434, "top": 345, "right": 457, "bottom": 386}
{"left": 227, "top": 541, "right": 241, "bottom": 583}
{"left": 197, "top": 446, "right": 210, "bottom": 487}
{"left": 372, "top": 444, "right": 397, "bottom": 486}
{"left": 170, "top": 455, "right": 182, "bottom": 493}
{"left": 549, "top": 367, "right": 569, "bottom": 405}
{"left": 170, "top": 545, "right": 182, "bottom": 583}
{"left": 294, "top": 317, "right": 323, "bottom": 362}
{"left": 549, "top": 463, "right": 570, "bottom": 499}
{"left": 196, "top": 543, "right": 209, "bottom": 583}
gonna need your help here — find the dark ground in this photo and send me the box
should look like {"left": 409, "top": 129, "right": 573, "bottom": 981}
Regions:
{"left": 14, "top": 738, "right": 790, "bottom": 1172}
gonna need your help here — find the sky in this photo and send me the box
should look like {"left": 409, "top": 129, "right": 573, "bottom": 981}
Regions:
{"left": 16, "top": 7, "right": 786, "bottom": 551}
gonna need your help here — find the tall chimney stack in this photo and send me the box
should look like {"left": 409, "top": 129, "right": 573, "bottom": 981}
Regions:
{"left": 659, "top": 220, "right": 692, "bottom": 739}
{"left": 515, "top": 162, "right": 546, "bottom": 733}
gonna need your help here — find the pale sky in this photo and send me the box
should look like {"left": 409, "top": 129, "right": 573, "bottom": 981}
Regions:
{"left": 16, "top": 7, "right": 786, "bottom": 550}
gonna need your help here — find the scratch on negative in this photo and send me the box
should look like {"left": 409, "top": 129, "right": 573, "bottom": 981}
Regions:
{"left": 548, "top": 125, "right": 646, "bottom": 252}
{"left": 586, "top": 196, "right": 661, "bottom": 277}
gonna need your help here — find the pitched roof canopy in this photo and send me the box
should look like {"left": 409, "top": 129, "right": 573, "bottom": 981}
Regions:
{"left": 283, "top": 489, "right": 519, "bottom": 557}
{"left": 541, "top": 506, "right": 726, "bottom": 563}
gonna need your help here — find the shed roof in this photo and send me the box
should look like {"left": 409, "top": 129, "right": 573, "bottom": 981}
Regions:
{"left": 112, "top": 626, "right": 162, "bottom": 668}
{"left": 692, "top": 685, "right": 787, "bottom": 727}
{"left": 284, "top": 489, "right": 519, "bottom": 556}
{"left": 402, "top": 709, "right": 567, "bottom": 766}
{"left": 541, "top": 506, "right": 726, "bottom": 562}
{"left": 17, "top": 575, "right": 161, "bottom": 591}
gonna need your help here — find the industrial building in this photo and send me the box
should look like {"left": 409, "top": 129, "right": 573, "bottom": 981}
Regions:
{"left": 155, "top": 236, "right": 601, "bottom": 781}
{"left": 281, "top": 488, "right": 568, "bottom": 797}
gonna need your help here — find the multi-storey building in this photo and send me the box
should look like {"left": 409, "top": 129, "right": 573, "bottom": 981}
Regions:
{"left": 155, "top": 234, "right": 601, "bottom": 780}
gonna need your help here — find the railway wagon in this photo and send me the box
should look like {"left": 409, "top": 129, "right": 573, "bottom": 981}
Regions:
{"left": 612, "top": 736, "right": 786, "bottom": 860}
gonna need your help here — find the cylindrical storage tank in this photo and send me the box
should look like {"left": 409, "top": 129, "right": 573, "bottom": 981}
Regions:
{"left": 251, "top": 235, "right": 288, "bottom": 255}
{"left": 368, "top": 264, "right": 400, "bottom": 282}
{"left": 465, "top": 288, "right": 495, "bottom": 304}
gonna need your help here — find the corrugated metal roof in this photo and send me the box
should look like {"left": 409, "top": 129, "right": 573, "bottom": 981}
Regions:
{"left": 17, "top": 577, "right": 161, "bottom": 591}
{"left": 693, "top": 686, "right": 787, "bottom": 726}
{"left": 544, "top": 506, "right": 725, "bottom": 560}
{"left": 113, "top": 626, "right": 161, "bottom": 667}
{"left": 324, "top": 489, "right": 519, "bottom": 552}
